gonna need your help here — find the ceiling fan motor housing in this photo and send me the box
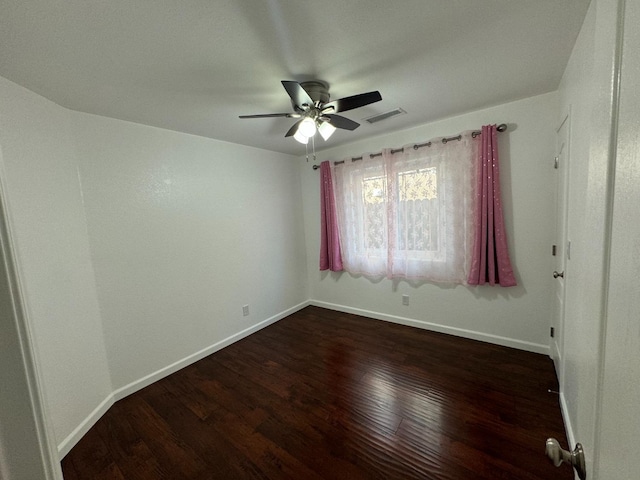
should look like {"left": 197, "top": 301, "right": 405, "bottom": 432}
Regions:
{"left": 299, "top": 80, "right": 330, "bottom": 106}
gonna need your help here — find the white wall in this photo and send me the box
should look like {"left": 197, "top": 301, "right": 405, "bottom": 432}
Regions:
{"left": 0, "top": 73, "right": 309, "bottom": 460}
{"left": 300, "top": 92, "right": 558, "bottom": 353}
{"left": 72, "top": 114, "right": 309, "bottom": 393}
{"left": 0, "top": 77, "right": 113, "bottom": 453}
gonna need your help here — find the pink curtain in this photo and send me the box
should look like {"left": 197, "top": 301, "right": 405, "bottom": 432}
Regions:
{"left": 467, "top": 125, "right": 517, "bottom": 287}
{"left": 319, "top": 161, "right": 343, "bottom": 271}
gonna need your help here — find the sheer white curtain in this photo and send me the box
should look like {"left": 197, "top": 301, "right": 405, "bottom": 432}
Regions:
{"left": 332, "top": 133, "right": 478, "bottom": 283}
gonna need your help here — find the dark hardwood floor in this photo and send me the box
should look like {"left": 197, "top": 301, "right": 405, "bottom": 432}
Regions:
{"left": 61, "top": 306, "right": 570, "bottom": 479}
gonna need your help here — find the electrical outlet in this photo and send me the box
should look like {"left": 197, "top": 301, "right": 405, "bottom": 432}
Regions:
{"left": 242, "top": 304, "right": 249, "bottom": 316}
{"left": 402, "top": 294, "right": 409, "bottom": 306}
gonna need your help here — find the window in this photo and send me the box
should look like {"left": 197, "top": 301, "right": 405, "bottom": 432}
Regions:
{"left": 332, "top": 137, "right": 477, "bottom": 283}
{"left": 362, "top": 174, "right": 386, "bottom": 251}
{"left": 396, "top": 166, "right": 440, "bottom": 255}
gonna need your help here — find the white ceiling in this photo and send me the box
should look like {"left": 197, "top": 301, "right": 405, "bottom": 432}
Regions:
{"left": 0, "top": 0, "right": 590, "bottom": 156}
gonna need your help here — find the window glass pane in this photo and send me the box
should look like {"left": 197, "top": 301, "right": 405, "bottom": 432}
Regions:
{"left": 362, "top": 175, "right": 386, "bottom": 250}
{"left": 398, "top": 167, "right": 437, "bottom": 201}
{"left": 397, "top": 167, "right": 439, "bottom": 252}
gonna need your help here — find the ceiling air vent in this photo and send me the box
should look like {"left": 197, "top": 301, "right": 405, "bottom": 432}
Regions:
{"left": 364, "top": 108, "right": 407, "bottom": 124}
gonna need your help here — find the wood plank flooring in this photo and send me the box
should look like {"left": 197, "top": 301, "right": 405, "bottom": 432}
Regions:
{"left": 61, "top": 306, "right": 570, "bottom": 479}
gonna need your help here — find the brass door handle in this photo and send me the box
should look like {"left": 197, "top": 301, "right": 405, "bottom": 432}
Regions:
{"left": 545, "top": 438, "right": 586, "bottom": 480}
{"left": 553, "top": 271, "right": 564, "bottom": 279}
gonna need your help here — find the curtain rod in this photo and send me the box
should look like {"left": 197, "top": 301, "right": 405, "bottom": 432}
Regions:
{"left": 311, "top": 123, "right": 507, "bottom": 170}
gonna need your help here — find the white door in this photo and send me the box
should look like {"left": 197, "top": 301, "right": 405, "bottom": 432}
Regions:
{"left": 594, "top": 0, "right": 640, "bottom": 476}
{"left": 550, "top": 113, "right": 570, "bottom": 381}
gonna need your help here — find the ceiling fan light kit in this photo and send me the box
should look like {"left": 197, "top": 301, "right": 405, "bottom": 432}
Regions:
{"left": 298, "top": 117, "right": 317, "bottom": 137}
{"left": 318, "top": 121, "right": 337, "bottom": 141}
{"left": 239, "top": 80, "right": 382, "bottom": 147}
{"left": 293, "top": 129, "right": 309, "bottom": 145}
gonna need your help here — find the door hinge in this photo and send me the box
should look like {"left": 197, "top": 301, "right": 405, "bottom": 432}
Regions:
{"left": 554, "top": 156, "right": 559, "bottom": 169}
{"left": 550, "top": 327, "right": 555, "bottom": 338}
{"left": 552, "top": 244, "right": 557, "bottom": 256}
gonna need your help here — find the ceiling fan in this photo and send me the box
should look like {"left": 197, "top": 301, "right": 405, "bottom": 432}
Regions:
{"left": 239, "top": 80, "right": 382, "bottom": 144}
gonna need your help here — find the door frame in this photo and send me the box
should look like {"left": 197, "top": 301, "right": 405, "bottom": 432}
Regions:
{"left": 0, "top": 146, "right": 62, "bottom": 479}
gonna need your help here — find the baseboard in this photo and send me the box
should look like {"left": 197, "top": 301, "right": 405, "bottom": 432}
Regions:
{"left": 559, "top": 392, "right": 575, "bottom": 447}
{"left": 310, "top": 300, "right": 550, "bottom": 355}
{"left": 57, "top": 300, "right": 310, "bottom": 458}
{"left": 57, "top": 393, "right": 115, "bottom": 458}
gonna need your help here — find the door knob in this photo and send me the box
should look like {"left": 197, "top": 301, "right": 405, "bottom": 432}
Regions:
{"left": 553, "top": 271, "right": 564, "bottom": 279}
{"left": 545, "top": 438, "right": 586, "bottom": 480}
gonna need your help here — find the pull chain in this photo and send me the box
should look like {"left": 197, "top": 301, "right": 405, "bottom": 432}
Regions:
{"left": 312, "top": 135, "right": 316, "bottom": 162}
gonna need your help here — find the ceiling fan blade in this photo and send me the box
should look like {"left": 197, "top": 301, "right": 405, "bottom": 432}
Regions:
{"left": 281, "top": 81, "right": 315, "bottom": 110}
{"left": 239, "top": 113, "right": 299, "bottom": 119}
{"left": 324, "top": 114, "right": 360, "bottom": 131}
{"left": 323, "top": 91, "right": 382, "bottom": 114}
{"left": 285, "top": 119, "right": 303, "bottom": 137}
